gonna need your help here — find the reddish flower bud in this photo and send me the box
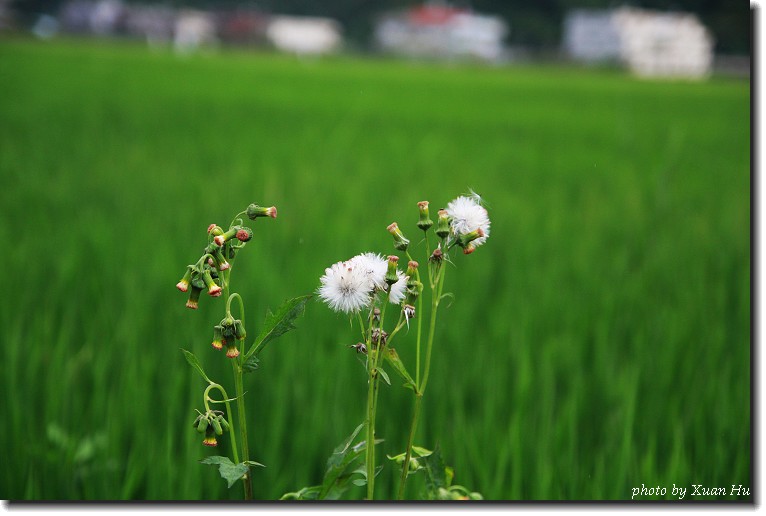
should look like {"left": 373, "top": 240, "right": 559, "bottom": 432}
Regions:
{"left": 186, "top": 285, "right": 203, "bottom": 309}
{"left": 236, "top": 227, "right": 253, "bottom": 242}
{"left": 247, "top": 204, "right": 277, "bottom": 219}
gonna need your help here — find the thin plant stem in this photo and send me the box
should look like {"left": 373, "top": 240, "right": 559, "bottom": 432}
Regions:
{"left": 204, "top": 383, "right": 239, "bottom": 465}
{"left": 232, "top": 359, "right": 253, "bottom": 500}
{"left": 397, "top": 262, "right": 447, "bottom": 499}
{"left": 396, "top": 392, "right": 422, "bottom": 499}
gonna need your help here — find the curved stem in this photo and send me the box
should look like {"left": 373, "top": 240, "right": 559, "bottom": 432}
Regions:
{"left": 204, "top": 383, "right": 240, "bottom": 465}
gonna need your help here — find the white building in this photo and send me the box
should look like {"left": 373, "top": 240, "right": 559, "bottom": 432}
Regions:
{"left": 375, "top": 4, "right": 508, "bottom": 63}
{"left": 563, "top": 7, "right": 714, "bottom": 79}
{"left": 265, "top": 16, "right": 342, "bottom": 55}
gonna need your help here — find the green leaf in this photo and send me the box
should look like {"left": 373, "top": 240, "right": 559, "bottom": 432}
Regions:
{"left": 181, "top": 349, "right": 211, "bottom": 384}
{"left": 242, "top": 354, "right": 259, "bottom": 374}
{"left": 423, "top": 444, "right": 448, "bottom": 497}
{"left": 249, "top": 295, "right": 312, "bottom": 357}
{"left": 384, "top": 348, "right": 416, "bottom": 390}
{"left": 377, "top": 367, "right": 391, "bottom": 386}
{"left": 200, "top": 456, "right": 251, "bottom": 488}
{"left": 319, "top": 423, "right": 366, "bottom": 499}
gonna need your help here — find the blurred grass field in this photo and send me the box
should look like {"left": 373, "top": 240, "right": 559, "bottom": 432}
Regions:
{"left": 0, "top": 37, "right": 750, "bottom": 501}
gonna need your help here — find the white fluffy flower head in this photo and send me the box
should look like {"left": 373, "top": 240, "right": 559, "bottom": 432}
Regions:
{"left": 388, "top": 270, "right": 408, "bottom": 305}
{"left": 318, "top": 259, "right": 373, "bottom": 313}
{"left": 445, "top": 194, "right": 491, "bottom": 248}
{"left": 349, "top": 252, "right": 388, "bottom": 292}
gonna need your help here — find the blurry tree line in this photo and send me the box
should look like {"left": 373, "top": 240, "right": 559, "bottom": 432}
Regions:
{"left": 12, "top": 0, "right": 750, "bottom": 54}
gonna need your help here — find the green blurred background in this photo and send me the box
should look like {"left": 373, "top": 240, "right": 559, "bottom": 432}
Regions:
{"left": 0, "top": 37, "right": 749, "bottom": 500}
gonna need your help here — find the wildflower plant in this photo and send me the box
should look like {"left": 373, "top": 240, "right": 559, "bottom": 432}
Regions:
{"left": 303, "top": 192, "right": 490, "bottom": 500}
{"left": 176, "top": 203, "right": 309, "bottom": 499}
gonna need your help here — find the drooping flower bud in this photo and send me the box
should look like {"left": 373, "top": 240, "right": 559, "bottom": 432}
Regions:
{"left": 385, "top": 255, "right": 400, "bottom": 286}
{"left": 387, "top": 222, "right": 410, "bottom": 252}
{"left": 456, "top": 228, "right": 485, "bottom": 250}
{"left": 236, "top": 227, "right": 253, "bottom": 242}
{"left": 417, "top": 201, "right": 433, "bottom": 231}
{"left": 220, "top": 316, "right": 236, "bottom": 338}
{"left": 233, "top": 319, "right": 246, "bottom": 341}
{"left": 225, "top": 340, "right": 240, "bottom": 359}
{"left": 201, "top": 269, "right": 222, "bottom": 297}
{"left": 463, "top": 242, "right": 476, "bottom": 255}
{"left": 212, "top": 247, "right": 230, "bottom": 271}
{"left": 212, "top": 325, "right": 224, "bottom": 350}
{"left": 247, "top": 204, "right": 277, "bottom": 220}
{"left": 176, "top": 266, "right": 194, "bottom": 292}
{"left": 186, "top": 285, "right": 203, "bottom": 309}
{"left": 214, "top": 227, "right": 240, "bottom": 247}
{"left": 436, "top": 209, "right": 451, "bottom": 239}
{"left": 203, "top": 424, "right": 218, "bottom": 447}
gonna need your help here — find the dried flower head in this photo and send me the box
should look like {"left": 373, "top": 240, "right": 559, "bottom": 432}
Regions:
{"left": 445, "top": 195, "right": 490, "bottom": 249}
{"left": 318, "top": 259, "right": 374, "bottom": 313}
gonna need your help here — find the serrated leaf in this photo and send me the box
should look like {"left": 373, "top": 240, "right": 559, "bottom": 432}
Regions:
{"left": 384, "top": 348, "right": 416, "bottom": 390}
{"left": 200, "top": 456, "right": 250, "bottom": 488}
{"left": 248, "top": 295, "right": 311, "bottom": 358}
{"left": 242, "top": 354, "right": 259, "bottom": 373}
{"left": 181, "top": 349, "right": 211, "bottom": 384}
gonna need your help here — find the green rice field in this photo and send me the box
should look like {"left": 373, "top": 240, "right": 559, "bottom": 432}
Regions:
{"left": 0, "top": 37, "right": 750, "bottom": 501}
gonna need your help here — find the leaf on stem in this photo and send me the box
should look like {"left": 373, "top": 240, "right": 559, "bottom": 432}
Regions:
{"left": 384, "top": 348, "right": 417, "bottom": 390}
{"left": 181, "top": 349, "right": 212, "bottom": 384}
{"left": 318, "top": 423, "right": 375, "bottom": 499}
{"left": 377, "top": 367, "right": 391, "bottom": 386}
{"left": 200, "top": 456, "right": 261, "bottom": 488}
{"left": 248, "top": 295, "right": 312, "bottom": 358}
{"left": 242, "top": 354, "right": 260, "bottom": 374}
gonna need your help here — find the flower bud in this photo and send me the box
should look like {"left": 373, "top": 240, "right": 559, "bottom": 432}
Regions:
{"left": 417, "top": 201, "right": 433, "bottom": 231}
{"left": 221, "top": 316, "right": 236, "bottom": 337}
{"left": 456, "top": 228, "right": 485, "bottom": 250}
{"left": 463, "top": 242, "right": 476, "bottom": 255}
{"left": 212, "top": 325, "right": 224, "bottom": 350}
{"left": 176, "top": 266, "right": 194, "bottom": 292}
{"left": 211, "top": 248, "right": 230, "bottom": 271}
{"left": 236, "top": 227, "right": 253, "bottom": 242}
{"left": 225, "top": 340, "right": 240, "bottom": 359}
{"left": 233, "top": 319, "right": 246, "bottom": 341}
{"left": 247, "top": 204, "right": 277, "bottom": 220}
{"left": 387, "top": 222, "right": 410, "bottom": 252}
{"left": 208, "top": 224, "right": 224, "bottom": 236}
{"left": 201, "top": 269, "right": 222, "bottom": 297}
{"left": 385, "top": 255, "right": 400, "bottom": 286}
{"left": 405, "top": 281, "right": 422, "bottom": 305}
{"left": 405, "top": 261, "right": 419, "bottom": 287}
{"left": 214, "top": 227, "right": 240, "bottom": 247}
{"left": 203, "top": 425, "right": 218, "bottom": 447}
{"left": 186, "top": 285, "right": 203, "bottom": 309}
{"left": 436, "top": 209, "right": 451, "bottom": 239}
{"left": 429, "top": 246, "right": 444, "bottom": 263}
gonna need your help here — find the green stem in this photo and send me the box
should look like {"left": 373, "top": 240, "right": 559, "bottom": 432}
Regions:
{"left": 204, "top": 383, "right": 239, "bottom": 465}
{"left": 232, "top": 359, "right": 253, "bottom": 500}
{"left": 397, "top": 393, "right": 423, "bottom": 500}
{"left": 397, "top": 263, "right": 447, "bottom": 498}
{"left": 365, "top": 352, "right": 377, "bottom": 500}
